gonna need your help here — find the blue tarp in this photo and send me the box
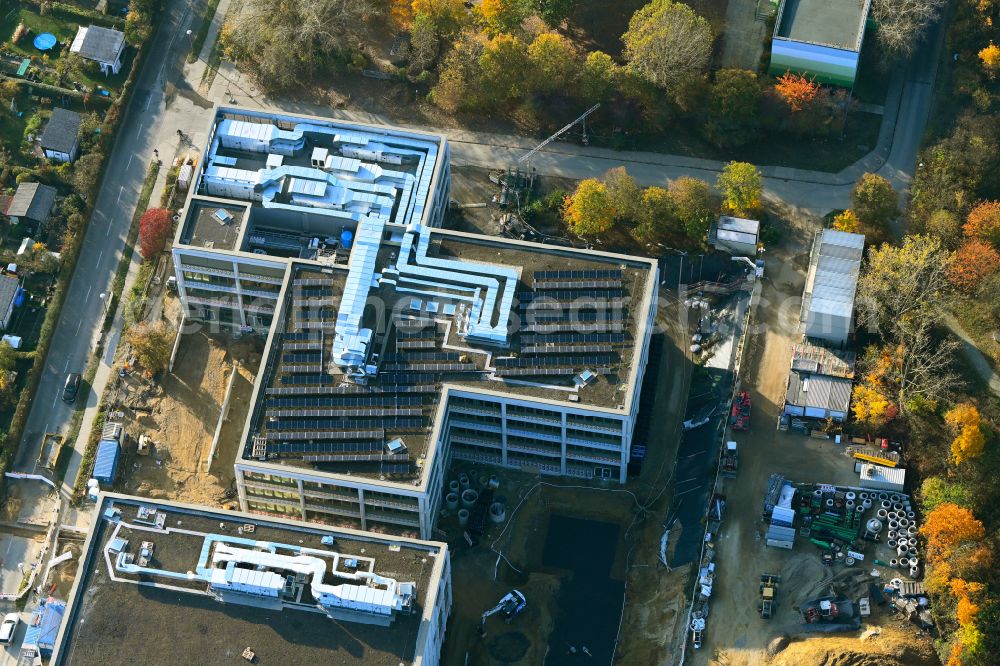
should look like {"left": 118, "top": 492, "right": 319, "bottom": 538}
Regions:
{"left": 23, "top": 598, "right": 65, "bottom": 656}
{"left": 93, "top": 439, "right": 121, "bottom": 484}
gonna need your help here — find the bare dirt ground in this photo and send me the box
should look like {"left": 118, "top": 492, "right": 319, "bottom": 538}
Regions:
{"left": 689, "top": 224, "right": 940, "bottom": 665}
{"left": 121, "top": 330, "right": 260, "bottom": 507}
{"left": 440, "top": 312, "right": 694, "bottom": 664}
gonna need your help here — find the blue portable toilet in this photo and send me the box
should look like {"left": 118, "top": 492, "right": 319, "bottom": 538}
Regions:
{"left": 13, "top": 288, "right": 25, "bottom": 307}
{"left": 93, "top": 439, "right": 121, "bottom": 485}
{"left": 340, "top": 228, "right": 354, "bottom": 250}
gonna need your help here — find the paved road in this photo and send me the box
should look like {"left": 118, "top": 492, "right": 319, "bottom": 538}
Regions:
{"left": 12, "top": 0, "right": 197, "bottom": 491}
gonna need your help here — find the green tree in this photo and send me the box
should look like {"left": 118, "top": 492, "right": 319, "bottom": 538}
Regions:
{"left": 479, "top": 33, "right": 530, "bottom": 106}
{"left": 702, "top": 69, "right": 761, "bottom": 148}
{"left": 622, "top": 0, "right": 712, "bottom": 92}
{"left": 537, "top": 0, "right": 574, "bottom": 24}
{"left": 603, "top": 167, "right": 641, "bottom": 224}
{"left": 852, "top": 172, "right": 898, "bottom": 236}
{"left": 527, "top": 32, "right": 576, "bottom": 94}
{"left": 634, "top": 185, "right": 676, "bottom": 244}
{"left": 431, "top": 33, "right": 485, "bottom": 112}
{"left": 479, "top": 0, "right": 532, "bottom": 35}
{"left": 716, "top": 161, "right": 762, "bottom": 217}
{"left": 563, "top": 179, "right": 614, "bottom": 235}
{"left": 670, "top": 176, "right": 713, "bottom": 242}
{"left": 412, "top": 0, "right": 468, "bottom": 38}
{"left": 581, "top": 51, "right": 618, "bottom": 102}
{"left": 924, "top": 209, "right": 963, "bottom": 248}
{"left": 409, "top": 13, "right": 441, "bottom": 72}
{"left": 919, "top": 476, "right": 970, "bottom": 512}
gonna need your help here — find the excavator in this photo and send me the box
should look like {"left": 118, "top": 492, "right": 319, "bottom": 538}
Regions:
{"left": 477, "top": 590, "right": 527, "bottom": 638}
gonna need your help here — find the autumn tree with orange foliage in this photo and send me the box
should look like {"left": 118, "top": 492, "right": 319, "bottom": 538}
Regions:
{"left": 964, "top": 200, "right": 1000, "bottom": 248}
{"left": 773, "top": 71, "right": 818, "bottom": 112}
{"left": 948, "top": 240, "right": 1000, "bottom": 293}
{"left": 388, "top": 0, "right": 414, "bottom": 28}
{"left": 922, "top": 503, "right": 990, "bottom": 580}
{"left": 944, "top": 402, "right": 987, "bottom": 464}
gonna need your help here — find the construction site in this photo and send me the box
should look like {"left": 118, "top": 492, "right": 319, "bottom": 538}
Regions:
{"left": 679, "top": 229, "right": 940, "bottom": 666}
{"left": 93, "top": 291, "right": 262, "bottom": 508}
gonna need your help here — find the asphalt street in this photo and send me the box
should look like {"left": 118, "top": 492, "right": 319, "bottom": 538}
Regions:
{"left": 13, "top": 0, "right": 198, "bottom": 490}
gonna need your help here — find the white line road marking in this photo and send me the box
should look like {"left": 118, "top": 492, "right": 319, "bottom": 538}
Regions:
{"left": 145, "top": 93, "right": 153, "bottom": 111}
{"left": 75, "top": 320, "right": 82, "bottom": 335}
{"left": 675, "top": 487, "right": 701, "bottom": 497}
{"left": 126, "top": 154, "right": 133, "bottom": 170}
{"left": 4, "top": 540, "right": 11, "bottom": 556}
{"left": 85, "top": 285, "right": 92, "bottom": 302}
{"left": 117, "top": 186, "right": 124, "bottom": 205}
{"left": 136, "top": 122, "right": 143, "bottom": 137}
{"left": 51, "top": 394, "right": 58, "bottom": 410}
{"left": 97, "top": 249, "right": 104, "bottom": 265}
{"left": 106, "top": 220, "right": 112, "bottom": 236}
{"left": 677, "top": 477, "right": 699, "bottom": 484}
{"left": 683, "top": 451, "right": 702, "bottom": 458}
{"left": 63, "top": 358, "right": 70, "bottom": 372}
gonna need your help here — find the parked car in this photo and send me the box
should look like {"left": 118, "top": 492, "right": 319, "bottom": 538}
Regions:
{"left": 62, "top": 372, "right": 82, "bottom": 403}
{"left": 0, "top": 612, "right": 19, "bottom": 644}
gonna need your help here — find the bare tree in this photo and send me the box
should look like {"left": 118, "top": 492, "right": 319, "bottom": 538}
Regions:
{"left": 224, "top": 0, "right": 380, "bottom": 90}
{"left": 871, "top": 0, "right": 946, "bottom": 58}
{"left": 621, "top": 0, "right": 712, "bottom": 91}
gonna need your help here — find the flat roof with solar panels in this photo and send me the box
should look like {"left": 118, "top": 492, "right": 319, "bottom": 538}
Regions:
{"left": 51, "top": 494, "right": 450, "bottom": 666}
{"left": 242, "top": 231, "right": 655, "bottom": 482}
{"left": 172, "top": 107, "right": 659, "bottom": 493}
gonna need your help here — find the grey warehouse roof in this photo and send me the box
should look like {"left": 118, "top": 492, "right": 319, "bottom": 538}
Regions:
{"left": 785, "top": 371, "right": 852, "bottom": 413}
{"left": 0, "top": 275, "right": 19, "bottom": 311}
{"left": 6, "top": 183, "right": 57, "bottom": 222}
{"left": 71, "top": 25, "right": 125, "bottom": 64}
{"left": 40, "top": 108, "right": 82, "bottom": 154}
{"left": 805, "top": 229, "right": 864, "bottom": 319}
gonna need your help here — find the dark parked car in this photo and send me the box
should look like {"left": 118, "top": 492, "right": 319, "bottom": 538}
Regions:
{"left": 62, "top": 372, "right": 81, "bottom": 403}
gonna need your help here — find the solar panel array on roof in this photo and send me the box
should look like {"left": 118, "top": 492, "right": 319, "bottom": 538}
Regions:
{"left": 264, "top": 429, "right": 384, "bottom": 441}
{"left": 524, "top": 321, "right": 626, "bottom": 333}
{"left": 521, "top": 309, "right": 623, "bottom": 322}
{"left": 521, "top": 344, "right": 614, "bottom": 355}
{"left": 521, "top": 333, "right": 627, "bottom": 344}
{"left": 534, "top": 269, "right": 622, "bottom": 280}
{"left": 520, "top": 289, "right": 628, "bottom": 302}
{"left": 495, "top": 354, "right": 616, "bottom": 368}
{"left": 532, "top": 280, "right": 623, "bottom": 290}
{"left": 267, "top": 441, "right": 383, "bottom": 455}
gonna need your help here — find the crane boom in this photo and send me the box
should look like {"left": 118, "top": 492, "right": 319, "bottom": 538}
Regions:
{"left": 517, "top": 104, "right": 600, "bottom": 165}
